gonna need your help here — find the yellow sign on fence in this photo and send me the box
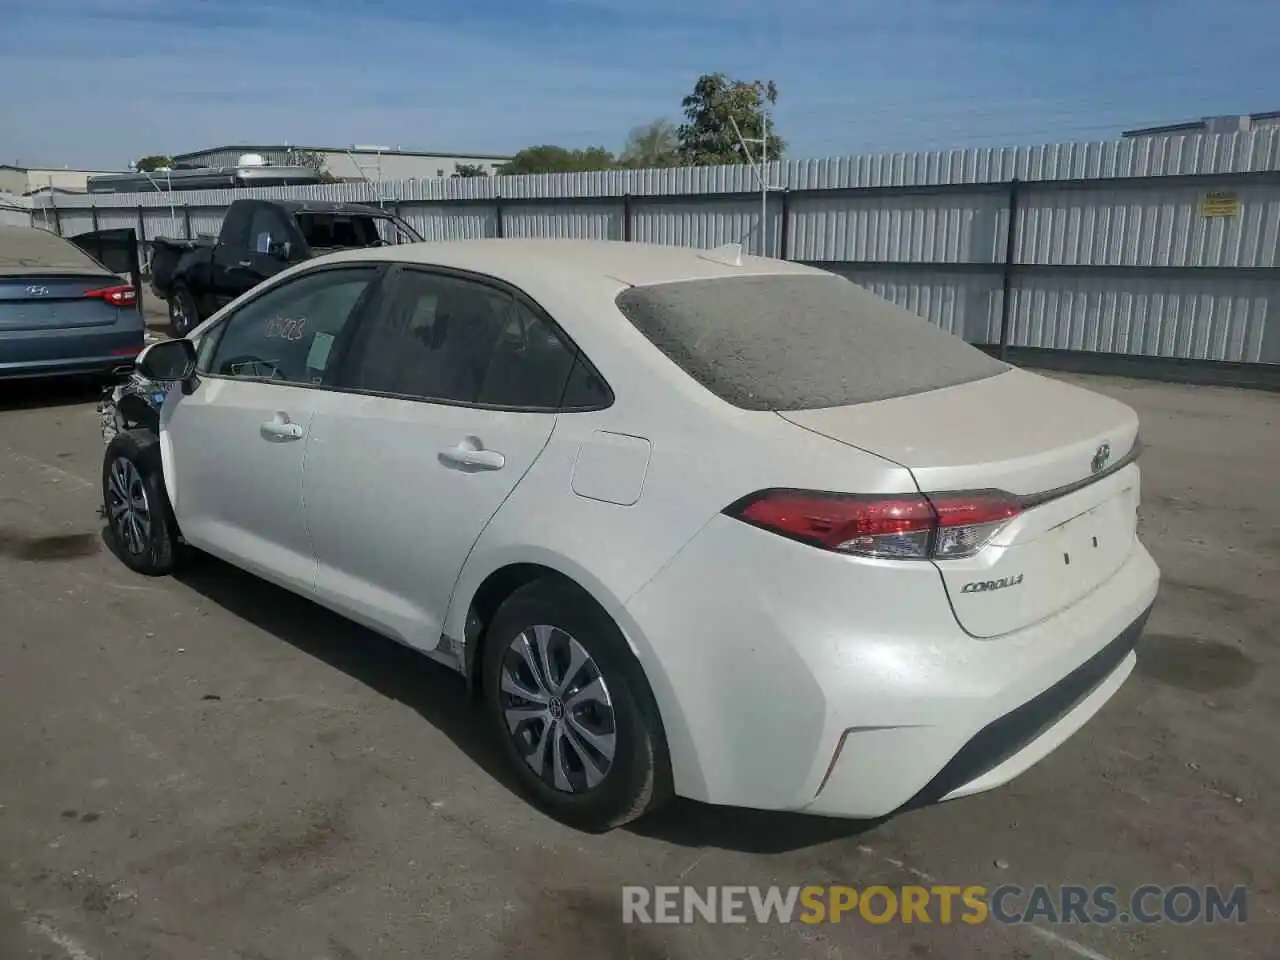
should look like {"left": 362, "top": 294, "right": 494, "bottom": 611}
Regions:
{"left": 1201, "top": 190, "right": 1241, "bottom": 217}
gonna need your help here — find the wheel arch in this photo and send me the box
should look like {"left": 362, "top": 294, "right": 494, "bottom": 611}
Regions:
{"left": 452, "top": 550, "right": 704, "bottom": 800}
{"left": 458, "top": 558, "right": 630, "bottom": 696}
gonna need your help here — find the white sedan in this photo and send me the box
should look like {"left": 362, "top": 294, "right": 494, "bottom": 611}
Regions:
{"left": 104, "top": 239, "right": 1159, "bottom": 831}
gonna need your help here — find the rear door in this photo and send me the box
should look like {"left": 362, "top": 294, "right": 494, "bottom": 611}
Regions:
{"left": 68, "top": 228, "right": 142, "bottom": 301}
{"left": 303, "top": 265, "right": 579, "bottom": 653}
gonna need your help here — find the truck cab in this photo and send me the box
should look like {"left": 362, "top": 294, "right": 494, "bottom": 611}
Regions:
{"left": 149, "top": 198, "right": 421, "bottom": 337}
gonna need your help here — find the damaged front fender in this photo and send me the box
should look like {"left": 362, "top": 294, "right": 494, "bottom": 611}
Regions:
{"left": 99, "top": 372, "right": 169, "bottom": 443}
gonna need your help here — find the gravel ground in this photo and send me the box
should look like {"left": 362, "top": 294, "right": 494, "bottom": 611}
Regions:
{"left": 0, "top": 372, "right": 1275, "bottom": 960}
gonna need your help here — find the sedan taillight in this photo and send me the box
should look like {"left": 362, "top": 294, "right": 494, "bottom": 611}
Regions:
{"left": 85, "top": 284, "right": 137, "bottom": 308}
{"left": 725, "top": 489, "right": 1022, "bottom": 560}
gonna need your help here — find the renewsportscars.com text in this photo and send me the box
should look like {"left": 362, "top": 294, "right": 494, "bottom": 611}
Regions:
{"left": 621, "top": 884, "right": 1248, "bottom": 926}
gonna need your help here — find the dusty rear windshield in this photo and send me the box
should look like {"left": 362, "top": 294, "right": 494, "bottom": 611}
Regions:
{"left": 0, "top": 224, "right": 113, "bottom": 277}
{"left": 614, "top": 272, "right": 1008, "bottom": 410}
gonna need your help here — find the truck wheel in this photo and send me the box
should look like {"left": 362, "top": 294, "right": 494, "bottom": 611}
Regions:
{"left": 168, "top": 283, "right": 199, "bottom": 338}
{"left": 103, "top": 429, "right": 179, "bottom": 576}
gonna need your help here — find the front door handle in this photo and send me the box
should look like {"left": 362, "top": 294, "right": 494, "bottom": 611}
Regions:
{"left": 237, "top": 259, "right": 253, "bottom": 268}
{"left": 260, "top": 415, "right": 304, "bottom": 442}
{"left": 439, "top": 440, "right": 505, "bottom": 470}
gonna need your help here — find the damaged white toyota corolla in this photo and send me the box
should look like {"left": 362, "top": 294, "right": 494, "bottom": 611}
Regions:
{"left": 101, "top": 239, "right": 1159, "bottom": 831}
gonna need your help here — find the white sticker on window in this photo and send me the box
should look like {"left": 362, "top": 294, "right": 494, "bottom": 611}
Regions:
{"left": 307, "top": 331, "right": 335, "bottom": 371}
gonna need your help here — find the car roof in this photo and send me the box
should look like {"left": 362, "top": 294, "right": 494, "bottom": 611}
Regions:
{"left": 269, "top": 199, "right": 390, "bottom": 216}
{"left": 344, "top": 238, "right": 823, "bottom": 290}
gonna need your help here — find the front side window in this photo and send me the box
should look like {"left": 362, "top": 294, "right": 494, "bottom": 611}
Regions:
{"left": 340, "top": 269, "right": 583, "bottom": 409}
{"left": 202, "top": 267, "right": 379, "bottom": 384}
{"left": 248, "top": 205, "right": 293, "bottom": 255}
{"left": 218, "top": 203, "right": 252, "bottom": 248}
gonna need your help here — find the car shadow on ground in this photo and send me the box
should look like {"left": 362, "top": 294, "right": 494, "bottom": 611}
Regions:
{"left": 104, "top": 534, "right": 885, "bottom": 854}
{"left": 0, "top": 377, "right": 109, "bottom": 413}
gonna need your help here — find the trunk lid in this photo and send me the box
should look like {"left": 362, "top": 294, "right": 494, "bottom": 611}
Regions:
{"left": 0, "top": 275, "right": 124, "bottom": 332}
{"left": 780, "top": 369, "right": 1142, "bottom": 637}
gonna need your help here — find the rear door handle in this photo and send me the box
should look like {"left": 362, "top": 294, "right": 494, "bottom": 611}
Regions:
{"left": 439, "top": 443, "right": 505, "bottom": 470}
{"left": 237, "top": 259, "right": 253, "bottom": 268}
{"left": 260, "top": 415, "right": 304, "bottom": 442}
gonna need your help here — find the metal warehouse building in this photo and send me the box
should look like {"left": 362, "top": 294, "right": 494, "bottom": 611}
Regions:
{"left": 1124, "top": 110, "right": 1280, "bottom": 139}
{"left": 0, "top": 164, "right": 120, "bottom": 196}
{"left": 170, "top": 144, "right": 511, "bottom": 180}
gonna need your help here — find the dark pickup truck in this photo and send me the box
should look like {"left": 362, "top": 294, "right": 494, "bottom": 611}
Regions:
{"left": 149, "top": 198, "right": 422, "bottom": 336}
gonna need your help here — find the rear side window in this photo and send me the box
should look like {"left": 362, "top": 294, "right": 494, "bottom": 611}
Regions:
{"left": 615, "top": 273, "right": 1009, "bottom": 411}
{"left": 0, "top": 224, "right": 111, "bottom": 274}
{"left": 296, "top": 214, "right": 383, "bottom": 249}
{"left": 339, "top": 269, "right": 588, "bottom": 410}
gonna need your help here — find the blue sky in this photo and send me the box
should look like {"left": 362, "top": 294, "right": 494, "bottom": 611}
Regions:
{"left": 2, "top": 0, "right": 1277, "bottom": 170}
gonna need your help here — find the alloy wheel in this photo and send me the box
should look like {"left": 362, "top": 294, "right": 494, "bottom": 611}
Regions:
{"left": 500, "top": 624, "right": 618, "bottom": 793}
{"left": 107, "top": 456, "right": 151, "bottom": 556}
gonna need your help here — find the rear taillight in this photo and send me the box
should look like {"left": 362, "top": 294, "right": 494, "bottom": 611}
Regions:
{"left": 85, "top": 284, "right": 137, "bottom": 308}
{"left": 928, "top": 491, "right": 1022, "bottom": 559}
{"left": 725, "top": 489, "right": 1022, "bottom": 561}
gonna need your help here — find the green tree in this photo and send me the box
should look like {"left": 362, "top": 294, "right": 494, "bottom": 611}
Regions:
{"left": 452, "top": 162, "right": 490, "bottom": 177}
{"left": 134, "top": 155, "right": 173, "bottom": 172}
{"left": 677, "top": 73, "right": 784, "bottom": 166}
{"left": 619, "top": 119, "right": 680, "bottom": 169}
{"left": 498, "top": 145, "right": 617, "bottom": 175}
{"left": 288, "top": 149, "right": 339, "bottom": 182}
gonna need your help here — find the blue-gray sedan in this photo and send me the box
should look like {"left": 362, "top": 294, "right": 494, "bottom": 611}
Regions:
{"left": 0, "top": 224, "right": 144, "bottom": 380}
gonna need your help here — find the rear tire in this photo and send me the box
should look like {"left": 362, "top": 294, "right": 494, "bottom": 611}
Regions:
{"left": 482, "top": 578, "right": 672, "bottom": 832}
{"left": 168, "top": 283, "right": 199, "bottom": 338}
{"left": 102, "top": 429, "right": 178, "bottom": 576}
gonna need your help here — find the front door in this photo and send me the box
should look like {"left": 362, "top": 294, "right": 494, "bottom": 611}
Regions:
{"left": 214, "top": 202, "right": 297, "bottom": 306}
{"left": 304, "top": 266, "right": 581, "bottom": 653}
{"left": 165, "top": 264, "right": 383, "bottom": 594}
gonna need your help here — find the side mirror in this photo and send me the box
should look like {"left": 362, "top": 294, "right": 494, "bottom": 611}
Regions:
{"left": 136, "top": 339, "right": 197, "bottom": 382}
{"left": 268, "top": 239, "right": 292, "bottom": 260}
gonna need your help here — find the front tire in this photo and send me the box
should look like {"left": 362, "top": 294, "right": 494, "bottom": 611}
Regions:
{"left": 168, "top": 283, "right": 199, "bottom": 338}
{"left": 102, "top": 429, "right": 178, "bottom": 576}
{"left": 482, "top": 579, "right": 671, "bottom": 832}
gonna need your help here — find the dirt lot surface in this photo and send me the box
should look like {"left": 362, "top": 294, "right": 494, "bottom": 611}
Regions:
{"left": 141, "top": 290, "right": 169, "bottom": 337}
{"left": 0, "top": 372, "right": 1275, "bottom": 959}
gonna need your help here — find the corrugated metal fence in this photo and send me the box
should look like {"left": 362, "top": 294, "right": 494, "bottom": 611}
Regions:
{"left": 1, "top": 196, "right": 32, "bottom": 228}
{"left": 28, "top": 131, "right": 1280, "bottom": 369}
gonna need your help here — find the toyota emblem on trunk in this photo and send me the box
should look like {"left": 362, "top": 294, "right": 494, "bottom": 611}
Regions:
{"left": 1091, "top": 442, "right": 1112, "bottom": 474}
{"left": 26, "top": 285, "right": 50, "bottom": 296}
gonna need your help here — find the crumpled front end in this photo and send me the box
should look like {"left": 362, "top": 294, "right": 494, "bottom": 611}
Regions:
{"left": 99, "top": 371, "right": 168, "bottom": 444}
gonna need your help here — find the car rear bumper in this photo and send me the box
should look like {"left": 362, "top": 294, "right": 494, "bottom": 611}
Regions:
{"left": 622, "top": 513, "right": 1160, "bottom": 818}
{"left": 897, "top": 602, "right": 1150, "bottom": 810}
{"left": 0, "top": 328, "right": 144, "bottom": 380}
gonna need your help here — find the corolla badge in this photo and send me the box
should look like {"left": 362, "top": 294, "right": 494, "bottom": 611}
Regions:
{"left": 25, "top": 285, "right": 50, "bottom": 296}
{"left": 1091, "top": 442, "right": 1112, "bottom": 475}
{"left": 961, "top": 574, "right": 1024, "bottom": 594}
